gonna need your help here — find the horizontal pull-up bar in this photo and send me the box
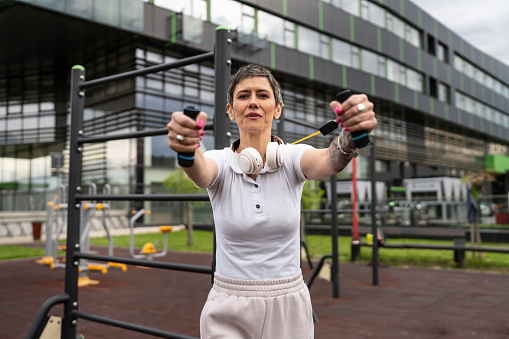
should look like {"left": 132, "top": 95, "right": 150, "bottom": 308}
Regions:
{"left": 71, "top": 310, "right": 198, "bottom": 339}
{"left": 80, "top": 52, "right": 215, "bottom": 90}
{"left": 76, "top": 252, "right": 212, "bottom": 274}
{"left": 77, "top": 123, "right": 213, "bottom": 145}
{"left": 75, "top": 193, "right": 210, "bottom": 202}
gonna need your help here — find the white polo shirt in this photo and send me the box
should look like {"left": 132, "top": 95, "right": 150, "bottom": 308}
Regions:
{"left": 204, "top": 143, "right": 312, "bottom": 280}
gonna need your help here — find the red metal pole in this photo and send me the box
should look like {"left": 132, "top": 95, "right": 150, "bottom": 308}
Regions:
{"left": 352, "top": 158, "right": 360, "bottom": 242}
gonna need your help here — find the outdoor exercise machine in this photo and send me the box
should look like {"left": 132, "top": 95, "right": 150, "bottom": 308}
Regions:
{"left": 129, "top": 208, "right": 185, "bottom": 260}
{"left": 25, "top": 27, "right": 231, "bottom": 339}
{"left": 36, "top": 185, "right": 67, "bottom": 266}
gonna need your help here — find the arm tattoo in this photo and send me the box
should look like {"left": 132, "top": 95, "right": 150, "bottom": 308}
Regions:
{"left": 328, "top": 131, "right": 357, "bottom": 172}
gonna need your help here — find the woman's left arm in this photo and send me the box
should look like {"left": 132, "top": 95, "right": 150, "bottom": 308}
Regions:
{"left": 301, "top": 94, "right": 377, "bottom": 180}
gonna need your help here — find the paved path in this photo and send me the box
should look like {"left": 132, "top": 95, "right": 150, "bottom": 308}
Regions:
{"left": 1, "top": 246, "right": 509, "bottom": 338}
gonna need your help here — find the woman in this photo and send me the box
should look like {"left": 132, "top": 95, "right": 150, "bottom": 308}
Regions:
{"left": 168, "top": 64, "right": 377, "bottom": 339}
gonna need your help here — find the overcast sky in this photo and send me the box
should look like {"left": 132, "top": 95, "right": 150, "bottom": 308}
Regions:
{"left": 410, "top": 0, "right": 509, "bottom": 66}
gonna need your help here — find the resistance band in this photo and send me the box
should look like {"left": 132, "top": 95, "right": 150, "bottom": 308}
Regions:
{"left": 291, "top": 120, "right": 339, "bottom": 144}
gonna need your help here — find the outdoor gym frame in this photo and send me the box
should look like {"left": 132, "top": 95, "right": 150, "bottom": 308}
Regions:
{"left": 26, "top": 27, "right": 231, "bottom": 339}
{"left": 25, "top": 26, "right": 380, "bottom": 338}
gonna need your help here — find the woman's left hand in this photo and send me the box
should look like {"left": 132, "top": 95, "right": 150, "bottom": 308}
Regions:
{"left": 329, "top": 94, "right": 377, "bottom": 134}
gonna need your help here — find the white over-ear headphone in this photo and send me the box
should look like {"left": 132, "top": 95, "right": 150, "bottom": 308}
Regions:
{"left": 231, "top": 137, "right": 285, "bottom": 174}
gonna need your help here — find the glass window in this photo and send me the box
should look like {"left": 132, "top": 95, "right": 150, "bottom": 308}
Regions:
{"left": 147, "top": 78, "right": 163, "bottom": 90}
{"left": 183, "top": 14, "right": 204, "bottom": 44}
{"left": 154, "top": 0, "right": 206, "bottom": 19}
{"left": 31, "top": 156, "right": 48, "bottom": 180}
{"left": 8, "top": 103, "right": 21, "bottom": 114}
{"left": 437, "top": 43, "right": 445, "bottom": 62}
{"left": 339, "top": 0, "right": 359, "bottom": 16}
{"left": 39, "top": 115, "right": 55, "bottom": 128}
{"left": 200, "top": 88, "right": 214, "bottom": 102}
{"left": 332, "top": 39, "right": 351, "bottom": 66}
{"left": 297, "top": 26, "right": 320, "bottom": 57}
{"left": 24, "top": 116, "right": 38, "bottom": 129}
{"left": 361, "top": 49, "right": 378, "bottom": 75}
{"left": 94, "top": 0, "right": 119, "bottom": 26}
{"left": 146, "top": 51, "right": 163, "bottom": 64}
{"left": 387, "top": 13, "right": 404, "bottom": 39}
{"left": 145, "top": 94, "right": 164, "bottom": 111}
{"left": 377, "top": 55, "right": 386, "bottom": 77}
{"left": 361, "top": 1, "right": 385, "bottom": 27}
{"left": 23, "top": 103, "right": 38, "bottom": 114}
{"left": 494, "top": 80, "right": 502, "bottom": 94}
{"left": 241, "top": 5, "right": 255, "bottom": 34}
{"left": 16, "top": 158, "right": 30, "bottom": 181}
{"left": 406, "top": 69, "right": 422, "bottom": 92}
{"left": 2, "top": 157, "right": 15, "bottom": 181}
{"left": 320, "top": 34, "right": 330, "bottom": 60}
{"left": 184, "top": 85, "right": 199, "bottom": 98}
{"left": 485, "top": 75, "right": 493, "bottom": 90}
{"left": 406, "top": 26, "right": 420, "bottom": 48}
{"left": 350, "top": 46, "right": 360, "bottom": 69}
{"left": 68, "top": 0, "right": 93, "bottom": 18}
{"left": 165, "top": 82, "right": 183, "bottom": 96}
{"left": 7, "top": 117, "right": 21, "bottom": 130}
{"left": 120, "top": 0, "right": 143, "bottom": 31}
{"left": 485, "top": 107, "right": 493, "bottom": 122}
{"left": 464, "top": 62, "right": 474, "bottom": 78}
{"left": 474, "top": 68, "right": 483, "bottom": 84}
{"left": 257, "top": 11, "right": 284, "bottom": 45}
{"left": 453, "top": 55, "right": 462, "bottom": 71}
{"left": 211, "top": 0, "right": 241, "bottom": 30}
{"left": 438, "top": 83, "right": 449, "bottom": 103}
{"left": 37, "top": 0, "right": 65, "bottom": 11}
{"left": 284, "top": 21, "right": 295, "bottom": 49}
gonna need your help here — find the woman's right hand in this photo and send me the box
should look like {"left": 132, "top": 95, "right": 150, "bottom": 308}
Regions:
{"left": 167, "top": 111, "right": 208, "bottom": 153}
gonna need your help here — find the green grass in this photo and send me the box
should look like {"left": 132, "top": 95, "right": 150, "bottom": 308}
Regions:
{"left": 0, "top": 245, "right": 53, "bottom": 261}
{"left": 2, "top": 230, "right": 509, "bottom": 274}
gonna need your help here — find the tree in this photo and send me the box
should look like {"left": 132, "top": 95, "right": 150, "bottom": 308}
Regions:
{"left": 162, "top": 169, "right": 205, "bottom": 246}
{"left": 301, "top": 180, "right": 326, "bottom": 210}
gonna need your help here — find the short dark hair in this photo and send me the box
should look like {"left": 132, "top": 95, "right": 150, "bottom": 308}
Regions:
{"left": 227, "top": 64, "right": 283, "bottom": 107}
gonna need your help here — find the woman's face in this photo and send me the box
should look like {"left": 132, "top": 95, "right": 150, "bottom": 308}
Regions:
{"left": 227, "top": 76, "right": 282, "bottom": 134}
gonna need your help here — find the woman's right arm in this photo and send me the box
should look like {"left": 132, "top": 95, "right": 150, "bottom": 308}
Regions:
{"left": 167, "top": 111, "right": 218, "bottom": 188}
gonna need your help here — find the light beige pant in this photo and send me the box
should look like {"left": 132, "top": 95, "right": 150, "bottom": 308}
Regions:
{"left": 200, "top": 272, "right": 314, "bottom": 339}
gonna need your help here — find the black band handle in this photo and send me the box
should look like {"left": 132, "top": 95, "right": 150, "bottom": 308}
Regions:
{"left": 177, "top": 106, "right": 200, "bottom": 168}
{"left": 336, "top": 90, "right": 370, "bottom": 148}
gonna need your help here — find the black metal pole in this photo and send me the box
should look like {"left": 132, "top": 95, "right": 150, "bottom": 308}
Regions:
{"left": 212, "top": 27, "right": 231, "bottom": 284}
{"left": 77, "top": 123, "right": 213, "bottom": 145}
{"left": 76, "top": 253, "right": 212, "bottom": 274}
{"left": 71, "top": 311, "right": 198, "bottom": 339}
{"left": 213, "top": 27, "right": 231, "bottom": 150}
{"left": 24, "top": 294, "right": 69, "bottom": 339}
{"left": 370, "top": 135, "right": 379, "bottom": 285}
{"left": 80, "top": 52, "right": 214, "bottom": 90}
{"left": 75, "top": 193, "right": 209, "bottom": 202}
{"left": 62, "top": 65, "right": 86, "bottom": 338}
{"left": 330, "top": 172, "right": 339, "bottom": 298}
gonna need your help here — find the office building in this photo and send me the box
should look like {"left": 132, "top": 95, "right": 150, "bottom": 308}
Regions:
{"left": 1, "top": 0, "right": 508, "bottom": 221}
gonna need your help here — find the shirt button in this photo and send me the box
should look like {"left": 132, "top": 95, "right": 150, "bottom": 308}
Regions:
{"left": 256, "top": 204, "right": 260, "bottom": 209}
{"left": 255, "top": 184, "right": 259, "bottom": 188}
